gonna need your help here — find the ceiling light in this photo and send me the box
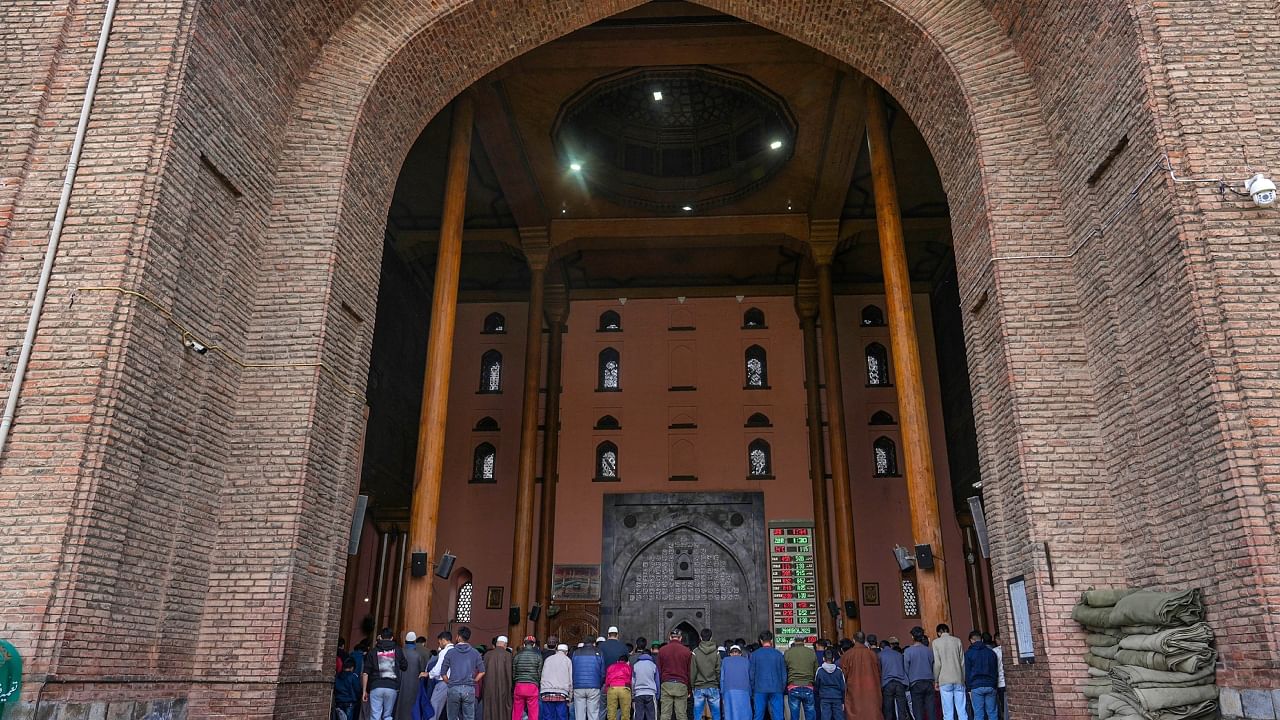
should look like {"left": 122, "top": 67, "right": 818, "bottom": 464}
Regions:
{"left": 769, "top": 140, "right": 783, "bottom": 150}
{"left": 653, "top": 90, "right": 663, "bottom": 101}
{"left": 681, "top": 205, "right": 693, "bottom": 211}
{"left": 569, "top": 162, "right": 582, "bottom": 172}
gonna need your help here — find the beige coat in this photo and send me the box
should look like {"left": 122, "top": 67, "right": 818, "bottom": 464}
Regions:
{"left": 931, "top": 633, "right": 965, "bottom": 685}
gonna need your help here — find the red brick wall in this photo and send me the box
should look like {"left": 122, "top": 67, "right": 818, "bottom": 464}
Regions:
{"left": 2, "top": 1, "right": 1277, "bottom": 718}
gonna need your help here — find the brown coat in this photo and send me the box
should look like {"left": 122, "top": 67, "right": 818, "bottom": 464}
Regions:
{"left": 839, "top": 645, "right": 882, "bottom": 720}
{"left": 482, "top": 648, "right": 513, "bottom": 720}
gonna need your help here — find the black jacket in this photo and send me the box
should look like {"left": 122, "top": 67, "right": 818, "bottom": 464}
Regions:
{"left": 364, "top": 639, "right": 409, "bottom": 691}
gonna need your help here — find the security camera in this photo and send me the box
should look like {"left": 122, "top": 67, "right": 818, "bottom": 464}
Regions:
{"left": 1245, "top": 173, "right": 1277, "bottom": 207}
{"left": 183, "top": 337, "right": 208, "bottom": 354}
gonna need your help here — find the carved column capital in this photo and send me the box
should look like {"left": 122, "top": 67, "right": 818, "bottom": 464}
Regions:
{"left": 794, "top": 278, "right": 820, "bottom": 321}
{"left": 520, "top": 226, "right": 551, "bottom": 271}
{"left": 806, "top": 218, "right": 841, "bottom": 266}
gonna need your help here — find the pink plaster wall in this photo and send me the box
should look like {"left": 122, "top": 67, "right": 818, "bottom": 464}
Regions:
{"left": 422, "top": 294, "right": 978, "bottom": 642}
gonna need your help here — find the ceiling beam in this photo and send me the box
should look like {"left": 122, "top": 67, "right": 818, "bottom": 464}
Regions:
{"left": 550, "top": 213, "right": 810, "bottom": 248}
{"left": 811, "top": 73, "right": 870, "bottom": 219}
{"left": 469, "top": 81, "right": 548, "bottom": 228}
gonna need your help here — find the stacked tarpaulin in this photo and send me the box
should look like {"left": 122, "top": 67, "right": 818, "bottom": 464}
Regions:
{"left": 1071, "top": 589, "right": 1218, "bottom": 720}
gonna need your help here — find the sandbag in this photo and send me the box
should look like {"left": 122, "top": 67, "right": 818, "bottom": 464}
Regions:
{"left": 1084, "top": 679, "right": 1111, "bottom": 699}
{"left": 1085, "top": 651, "right": 1116, "bottom": 672}
{"left": 1111, "top": 663, "right": 1215, "bottom": 692}
{"left": 1081, "top": 588, "right": 1139, "bottom": 608}
{"left": 1090, "top": 643, "right": 1121, "bottom": 660}
{"left": 1118, "top": 623, "right": 1213, "bottom": 654}
{"left": 1111, "top": 647, "right": 1215, "bottom": 675}
{"left": 1088, "top": 666, "right": 1111, "bottom": 678}
{"left": 1087, "top": 633, "right": 1120, "bottom": 648}
{"left": 1074, "top": 604, "right": 1118, "bottom": 629}
{"left": 1125, "top": 684, "right": 1219, "bottom": 713}
{"left": 1098, "top": 694, "right": 1141, "bottom": 720}
{"left": 1109, "top": 590, "right": 1204, "bottom": 628}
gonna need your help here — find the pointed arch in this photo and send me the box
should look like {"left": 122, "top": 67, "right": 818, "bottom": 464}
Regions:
{"left": 480, "top": 349, "right": 503, "bottom": 393}
{"left": 743, "top": 307, "right": 766, "bottom": 328}
{"left": 865, "top": 343, "right": 890, "bottom": 386}
{"left": 594, "top": 414, "right": 621, "bottom": 430}
{"left": 861, "top": 305, "right": 885, "bottom": 327}
{"left": 598, "top": 310, "right": 622, "bottom": 332}
{"left": 472, "top": 442, "right": 497, "bottom": 482}
{"left": 598, "top": 347, "right": 621, "bottom": 391}
{"left": 595, "top": 441, "right": 619, "bottom": 481}
{"left": 745, "top": 345, "right": 768, "bottom": 388}
{"left": 748, "top": 438, "right": 773, "bottom": 477}
{"left": 869, "top": 410, "right": 896, "bottom": 426}
{"left": 745, "top": 412, "right": 772, "bottom": 428}
{"left": 474, "top": 416, "right": 500, "bottom": 432}
{"left": 483, "top": 312, "right": 506, "bottom": 333}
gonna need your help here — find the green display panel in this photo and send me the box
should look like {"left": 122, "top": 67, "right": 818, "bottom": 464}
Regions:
{"left": 768, "top": 521, "right": 818, "bottom": 645}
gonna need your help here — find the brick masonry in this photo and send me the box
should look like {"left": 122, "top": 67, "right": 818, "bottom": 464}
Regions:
{"left": 0, "top": 1, "right": 1277, "bottom": 718}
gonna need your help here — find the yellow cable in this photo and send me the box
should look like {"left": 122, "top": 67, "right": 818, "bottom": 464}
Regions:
{"left": 76, "top": 286, "right": 367, "bottom": 402}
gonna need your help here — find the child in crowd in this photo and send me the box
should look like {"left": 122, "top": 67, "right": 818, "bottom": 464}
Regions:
{"left": 334, "top": 658, "right": 362, "bottom": 720}
{"left": 814, "top": 650, "right": 845, "bottom": 720}
{"left": 605, "top": 654, "right": 633, "bottom": 720}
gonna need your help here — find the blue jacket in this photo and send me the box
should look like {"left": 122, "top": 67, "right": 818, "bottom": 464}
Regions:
{"left": 748, "top": 646, "right": 786, "bottom": 693}
{"left": 334, "top": 670, "right": 362, "bottom": 703}
{"left": 878, "top": 648, "right": 908, "bottom": 688}
{"left": 572, "top": 646, "right": 605, "bottom": 689}
{"left": 964, "top": 643, "right": 998, "bottom": 690}
{"left": 720, "top": 655, "right": 751, "bottom": 693}
{"left": 814, "top": 664, "right": 845, "bottom": 701}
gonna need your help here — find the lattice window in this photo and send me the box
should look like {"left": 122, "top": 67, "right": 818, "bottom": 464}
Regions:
{"left": 861, "top": 305, "right": 885, "bottom": 326}
{"left": 874, "top": 436, "right": 898, "bottom": 477}
{"left": 599, "top": 310, "right": 622, "bottom": 332}
{"left": 902, "top": 577, "right": 919, "bottom": 618}
{"left": 748, "top": 439, "right": 772, "bottom": 477}
{"left": 599, "top": 348, "right": 621, "bottom": 390}
{"left": 455, "top": 581, "right": 473, "bottom": 622}
{"left": 597, "top": 441, "right": 619, "bottom": 480}
{"left": 743, "top": 307, "right": 766, "bottom": 328}
{"left": 483, "top": 312, "right": 506, "bottom": 333}
{"left": 480, "top": 350, "right": 503, "bottom": 393}
{"left": 745, "top": 345, "right": 768, "bottom": 388}
{"left": 472, "top": 443, "right": 496, "bottom": 483}
{"left": 866, "top": 343, "right": 889, "bottom": 386}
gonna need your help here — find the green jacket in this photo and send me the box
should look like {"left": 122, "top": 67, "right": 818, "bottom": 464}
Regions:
{"left": 691, "top": 641, "right": 722, "bottom": 689}
{"left": 784, "top": 644, "right": 818, "bottom": 687}
{"left": 513, "top": 647, "right": 544, "bottom": 685}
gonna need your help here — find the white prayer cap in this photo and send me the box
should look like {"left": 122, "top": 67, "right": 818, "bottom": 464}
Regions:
{"left": 405, "top": 632, "right": 418, "bottom": 642}
{"left": 608, "top": 626, "right": 619, "bottom": 634}
{"left": 497, "top": 635, "right": 509, "bottom": 644}
{"left": 557, "top": 644, "right": 569, "bottom": 652}
{"left": 596, "top": 637, "right": 606, "bottom": 643}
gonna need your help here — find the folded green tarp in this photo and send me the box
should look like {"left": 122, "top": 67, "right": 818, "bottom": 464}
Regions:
{"left": 1084, "top": 678, "right": 1111, "bottom": 699}
{"left": 1100, "top": 693, "right": 1219, "bottom": 720}
{"left": 1085, "top": 652, "right": 1116, "bottom": 672}
{"left": 1098, "top": 694, "right": 1141, "bottom": 719}
{"left": 1091, "top": 643, "right": 1121, "bottom": 660}
{"left": 1119, "top": 623, "right": 1213, "bottom": 654}
{"left": 1111, "top": 647, "right": 1215, "bottom": 675}
{"left": 1089, "top": 666, "right": 1111, "bottom": 678}
{"left": 1088, "top": 633, "right": 1121, "bottom": 647}
{"left": 1111, "top": 663, "right": 1215, "bottom": 692}
{"left": 1123, "top": 684, "right": 1219, "bottom": 714}
{"left": 1081, "top": 588, "right": 1139, "bottom": 608}
{"left": 1109, "top": 590, "right": 1204, "bottom": 627}
{"left": 1074, "top": 604, "right": 1118, "bottom": 628}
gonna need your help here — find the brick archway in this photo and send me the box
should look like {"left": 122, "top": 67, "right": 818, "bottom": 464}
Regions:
{"left": 226, "top": 1, "right": 1110, "bottom": 717}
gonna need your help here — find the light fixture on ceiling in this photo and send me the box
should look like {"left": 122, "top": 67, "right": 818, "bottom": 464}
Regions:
{"left": 569, "top": 162, "right": 583, "bottom": 172}
{"left": 769, "top": 139, "right": 783, "bottom": 150}
{"left": 681, "top": 204, "right": 693, "bottom": 211}
{"left": 653, "top": 90, "right": 663, "bottom": 101}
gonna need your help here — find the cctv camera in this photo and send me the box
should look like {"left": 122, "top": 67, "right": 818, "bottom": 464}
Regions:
{"left": 1245, "top": 173, "right": 1277, "bottom": 207}
{"left": 183, "top": 337, "right": 208, "bottom": 355}
{"left": 893, "top": 545, "right": 915, "bottom": 572}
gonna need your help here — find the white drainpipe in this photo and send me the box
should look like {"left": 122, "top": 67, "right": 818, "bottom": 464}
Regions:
{"left": 0, "top": 0, "right": 120, "bottom": 461}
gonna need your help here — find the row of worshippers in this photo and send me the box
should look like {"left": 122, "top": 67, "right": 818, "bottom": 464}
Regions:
{"left": 334, "top": 623, "right": 1005, "bottom": 720}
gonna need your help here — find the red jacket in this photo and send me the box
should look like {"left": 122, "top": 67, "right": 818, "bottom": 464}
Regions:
{"left": 606, "top": 660, "right": 632, "bottom": 688}
{"left": 657, "top": 643, "right": 692, "bottom": 687}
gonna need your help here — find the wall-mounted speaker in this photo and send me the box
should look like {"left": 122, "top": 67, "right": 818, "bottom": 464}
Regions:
{"left": 435, "top": 552, "right": 456, "bottom": 579}
{"left": 508, "top": 606, "right": 522, "bottom": 626}
{"left": 826, "top": 600, "right": 841, "bottom": 618}
{"left": 410, "top": 552, "right": 428, "bottom": 577}
{"left": 844, "top": 601, "right": 858, "bottom": 619}
{"left": 915, "top": 544, "right": 935, "bottom": 570}
{"left": 528, "top": 604, "right": 541, "bottom": 622}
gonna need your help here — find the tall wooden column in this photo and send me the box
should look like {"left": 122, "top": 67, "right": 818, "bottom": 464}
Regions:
{"left": 865, "top": 83, "right": 952, "bottom": 629}
{"left": 795, "top": 278, "right": 836, "bottom": 640}
{"left": 403, "top": 96, "right": 474, "bottom": 630}
{"left": 808, "top": 221, "right": 860, "bottom": 632}
{"left": 535, "top": 284, "right": 568, "bottom": 641}
{"left": 510, "top": 233, "right": 550, "bottom": 634}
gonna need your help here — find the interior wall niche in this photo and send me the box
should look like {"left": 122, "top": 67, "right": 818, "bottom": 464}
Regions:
{"left": 669, "top": 439, "right": 697, "bottom": 480}
{"left": 669, "top": 344, "right": 696, "bottom": 390}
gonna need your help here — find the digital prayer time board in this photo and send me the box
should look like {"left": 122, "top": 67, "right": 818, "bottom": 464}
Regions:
{"left": 768, "top": 522, "right": 818, "bottom": 644}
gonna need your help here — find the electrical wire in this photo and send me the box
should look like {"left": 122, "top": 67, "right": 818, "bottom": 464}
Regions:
{"left": 76, "top": 286, "right": 367, "bottom": 402}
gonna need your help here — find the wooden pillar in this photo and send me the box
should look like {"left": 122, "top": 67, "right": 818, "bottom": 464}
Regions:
{"left": 796, "top": 278, "right": 836, "bottom": 641}
{"left": 403, "top": 96, "right": 474, "bottom": 631}
{"left": 510, "top": 233, "right": 550, "bottom": 634}
{"left": 865, "top": 83, "right": 952, "bottom": 630}
{"left": 535, "top": 284, "right": 568, "bottom": 641}
{"left": 809, "top": 221, "right": 860, "bottom": 632}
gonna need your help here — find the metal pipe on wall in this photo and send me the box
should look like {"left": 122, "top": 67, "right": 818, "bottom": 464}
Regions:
{"left": 371, "top": 531, "right": 390, "bottom": 628}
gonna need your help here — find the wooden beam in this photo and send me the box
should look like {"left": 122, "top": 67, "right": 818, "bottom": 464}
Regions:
{"left": 812, "top": 73, "right": 870, "bottom": 219}
{"left": 402, "top": 95, "right": 473, "bottom": 632}
{"left": 550, "top": 213, "right": 809, "bottom": 247}
{"left": 866, "top": 82, "right": 952, "bottom": 630}
{"left": 470, "top": 82, "right": 548, "bottom": 227}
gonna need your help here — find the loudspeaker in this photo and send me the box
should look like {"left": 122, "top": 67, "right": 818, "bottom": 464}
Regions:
{"left": 411, "top": 552, "right": 428, "bottom": 577}
{"left": 844, "top": 600, "right": 858, "bottom": 619}
{"left": 435, "top": 552, "right": 456, "bottom": 579}
{"left": 826, "top": 600, "right": 841, "bottom": 618}
{"left": 347, "top": 494, "right": 369, "bottom": 556}
{"left": 508, "top": 606, "right": 522, "bottom": 626}
{"left": 967, "top": 496, "right": 991, "bottom": 559}
{"left": 915, "top": 544, "right": 935, "bottom": 570}
{"left": 528, "top": 604, "right": 541, "bottom": 622}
